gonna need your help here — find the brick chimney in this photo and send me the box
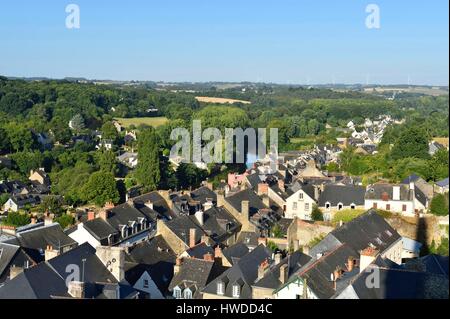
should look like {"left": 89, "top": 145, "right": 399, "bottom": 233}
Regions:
{"left": 274, "top": 253, "right": 282, "bottom": 265}
{"left": 9, "top": 266, "right": 23, "bottom": 280}
{"left": 257, "top": 183, "right": 269, "bottom": 196}
{"left": 44, "top": 212, "right": 54, "bottom": 226}
{"left": 214, "top": 246, "right": 223, "bottom": 259}
{"left": 347, "top": 256, "right": 357, "bottom": 272}
{"left": 189, "top": 228, "right": 197, "bottom": 248}
{"left": 174, "top": 257, "right": 183, "bottom": 274}
{"left": 68, "top": 281, "right": 85, "bottom": 299}
{"left": 30, "top": 217, "right": 37, "bottom": 225}
{"left": 216, "top": 193, "right": 225, "bottom": 207}
{"left": 279, "top": 264, "right": 289, "bottom": 284}
{"left": 241, "top": 200, "right": 250, "bottom": 221}
{"left": 278, "top": 179, "right": 285, "bottom": 190}
{"left": 87, "top": 211, "right": 95, "bottom": 221}
{"left": 258, "top": 259, "right": 270, "bottom": 280}
{"left": 98, "top": 209, "right": 110, "bottom": 221}
{"left": 204, "top": 253, "right": 214, "bottom": 262}
{"left": 360, "top": 247, "right": 378, "bottom": 272}
{"left": 45, "top": 245, "right": 60, "bottom": 261}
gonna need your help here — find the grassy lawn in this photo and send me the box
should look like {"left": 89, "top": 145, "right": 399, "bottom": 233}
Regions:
{"left": 332, "top": 209, "right": 366, "bottom": 224}
{"left": 115, "top": 117, "right": 169, "bottom": 128}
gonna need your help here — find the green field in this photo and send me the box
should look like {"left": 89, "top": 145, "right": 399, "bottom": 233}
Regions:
{"left": 115, "top": 117, "right": 169, "bottom": 128}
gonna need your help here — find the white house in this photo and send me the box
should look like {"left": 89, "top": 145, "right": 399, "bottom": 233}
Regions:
{"left": 284, "top": 184, "right": 318, "bottom": 220}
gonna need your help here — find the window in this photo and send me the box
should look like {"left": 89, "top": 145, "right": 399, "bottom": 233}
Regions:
{"left": 299, "top": 192, "right": 304, "bottom": 200}
{"left": 402, "top": 205, "right": 407, "bottom": 212}
{"left": 292, "top": 202, "right": 298, "bottom": 210}
{"left": 217, "top": 282, "right": 224, "bottom": 295}
{"left": 386, "top": 204, "right": 391, "bottom": 211}
{"left": 173, "top": 287, "right": 182, "bottom": 299}
{"left": 143, "top": 279, "right": 149, "bottom": 289}
{"left": 338, "top": 203, "right": 343, "bottom": 211}
{"left": 304, "top": 203, "right": 310, "bottom": 211}
{"left": 373, "top": 203, "right": 378, "bottom": 209}
{"left": 232, "top": 285, "right": 240, "bottom": 298}
{"left": 350, "top": 204, "right": 356, "bottom": 210}
{"left": 325, "top": 202, "right": 331, "bottom": 210}
{"left": 184, "top": 289, "right": 192, "bottom": 299}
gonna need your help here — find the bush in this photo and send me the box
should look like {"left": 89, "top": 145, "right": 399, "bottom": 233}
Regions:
{"left": 311, "top": 205, "right": 324, "bottom": 221}
{"left": 332, "top": 209, "right": 365, "bottom": 224}
{"left": 2, "top": 211, "right": 30, "bottom": 227}
{"left": 54, "top": 214, "right": 75, "bottom": 230}
{"left": 430, "top": 194, "right": 449, "bottom": 216}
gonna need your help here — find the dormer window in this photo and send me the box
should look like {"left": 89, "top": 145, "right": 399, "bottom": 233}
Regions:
{"left": 217, "top": 281, "right": 225, "bottom": 295}
{"left": 299, "top": 192, "right": 304, "bottom": 200}
{"left": 232, "top": 284, "right": 240, "bottom": 298}
{"left": 325, "top": 202, "right": 331, "bottom": 210}
{"left": 183, "top": 289, "right": 192, "bottom": 299}
{"left": 350, "top": 204, "right": 356, "bottom": 210}
{"left": 337, "top": 203, "right": 343, "bottom": 211}
{"left": 173, "top": 286, "right": 182, "bottom": 299}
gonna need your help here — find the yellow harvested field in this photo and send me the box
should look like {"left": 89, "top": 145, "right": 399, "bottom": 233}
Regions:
{"left": 433, "top": 137, "right": 449, "bottom": 148}
{"left": 115, "top": 117, "right": 169, "bottom": 128}
{"left": 195, "top": 96, "right": 251, "bottom": 104}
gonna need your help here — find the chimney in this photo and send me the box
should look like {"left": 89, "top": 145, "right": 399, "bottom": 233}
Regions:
{"left": 278, "top": 179, "right": 285, "bottom": 190}
{"left": 189, "top": 228, "right": 197, "bottom": 248}
{"left": 45, "top": 245, "right": 60, "bottom": 261}
{"left": 87, "top": 211, "right": 95, "bottom": 221}
{"left": 360, "top": 247, "right": 379, "bottom": 272}
{"left": 258, "top": 237, "right": 267, "bottom": 246}
{"left": 381, "top": 192, "right": 389, "bottom": 201}
{"left": 201, "top": 235, "right": 210, "bottom": 245}
{"left": 302, "top": 245, "right": 310, "bottom": 256}
{"left": 195, "top": 210, "right": 204, "bottom": 226}
{"left": 313, "top": 186, "right": 320, "bottom": 201}
{"left": 95, "top": 246, "right": 125, "bottom": 282}
{"left": 279, "top": 264, "right": 289, "bottom": 284}
{"left": 44, "top": 213, "right": 54, "bottom": 226}
{"left": 158, "top": 190, "right": 173, "bottom": 209}
{"left": 68, "top": 281, "right": 85, "bottom": 299}
{"left": 9, "top": 266, "right": 23, "bottom": 280}
{"left": 144, "top": 201, "right": 153, "bottom": 210}
{"left": 214, "top": 246, "right": 223, "bottom": 259}
{"left": 274, "top": 253, "right": 282, "bottom": 265}
{"left": 104, "top": 202, "right": 115, "bottom": 210}
{"left": 174, "top": 257, "right": 183, "bottom": 274}
{"left": 30, "top": 217, "right": 37, "bottom": 225}
{"left": 347, "top": 256, "right": 356, "bottom": 272}
{"left": 392, "top": 186, "right": 400, "bottom": 201}
{"left": 241, "top": 200, "right": 250, "bottom": 221}
{"left": 216, "top": 193, "right": 225, "bottom": 207}
{"left": 262, "top": 195, "right": 270, "bottom": 208}
{"left": 258, "top": 259, "right": 270, "bottom": 279}
{"left": 206, "top": 182, "right": 213, "bottom": 191}
{"left": 203, "top": 199, "right": 214, "bottom": 211}
{"left": 257, "top": 183, "right": 269, "bottom": 196}
{"left": 98, "top": 209, "right": 110, "bottom": 221}
{"left": 204, "top": 253, "right": 214, "bottom": 262}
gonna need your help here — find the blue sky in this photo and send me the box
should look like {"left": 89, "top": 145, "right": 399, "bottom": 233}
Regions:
{"left": 0, "top": 0, "right": 448, "bottom": 85}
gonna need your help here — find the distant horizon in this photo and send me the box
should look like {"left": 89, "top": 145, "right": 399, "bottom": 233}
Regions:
{"left": 2, "top": 74, "right": 448, "bottom": 88}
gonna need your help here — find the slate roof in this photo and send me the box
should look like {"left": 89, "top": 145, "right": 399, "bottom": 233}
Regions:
{"left": 189, "top": 206, "right": 242, "bottom": 243}
{"left": 132, "top": 191, "right": 177, "bottom": 220}
{"left": 436, "top": 178, "right": 449, "bottom": 188}
{"left": 246, "top": 173, "right": 265, "bottom": 190}
{"left": 404, "top": 254, "right": 449, "bottom": 278}
{"left": 169, "top": 258, "right": 227, "bottom": 299}
{"left": 310, "top": 209, "right": 401, "bottom": 258}
{"left": 83, "top": 218, "right": 119, "bottom": 241}
{"left": 202, "top": 244, "right": 272, "bottom": 299}
{"left": 343, "top": 263, "right": 449, "bottom": 299}
{"left": 318, "top": 185, "right": 366, "bottom": 207}
{"left": 164, "top": 215, "right": 205, "bottom": 246}
{"left": 0, "top": 261, "right": 70, "bottom": 299}
{"left": 253, "top": 251, "right": 312, "bottom": 290}
{"left": 222, "top": 243, "right": 250, "bottom": 266}
{"left": 183, "top": 242, "right": 215, "bottom": 259}
{"left": 365, "top": 183, "right": 412, "bottom": 201}
{"left": 190, "top": 187, "right": 217, "bottom": 204}
{"left": 236, "top": 231, "right": 260, "bottom": 249}
{"left": 225, "top": 189, "right": 267, "bottom": 218}
{"left": 125, "top": 235, "right": 176, "bottom": 296}
{"left": 297, "top": 244, "right": 361, "bottom": 299}
{"left": 0, "top": 242, "right": 35, "bottom": 282}
{"left": 13, "top": 223, "right": 78, "bottom": 263}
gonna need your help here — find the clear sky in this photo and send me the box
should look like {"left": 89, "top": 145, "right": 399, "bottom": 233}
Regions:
{"left": 0, "top": 0, "right": 448, "bottom": 85}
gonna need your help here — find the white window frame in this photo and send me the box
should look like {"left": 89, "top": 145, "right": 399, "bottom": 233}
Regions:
{"left": 183, "top": 289, "right": 192, "bottom": 299}
{"left": 217, "top": 281, "right": 225, "bottom": 295}
{"left": 173, "top": 287, "right": 182, "bottom": 299}
{"left": 232, "top": 284, "right": 240, "bottom": 298}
